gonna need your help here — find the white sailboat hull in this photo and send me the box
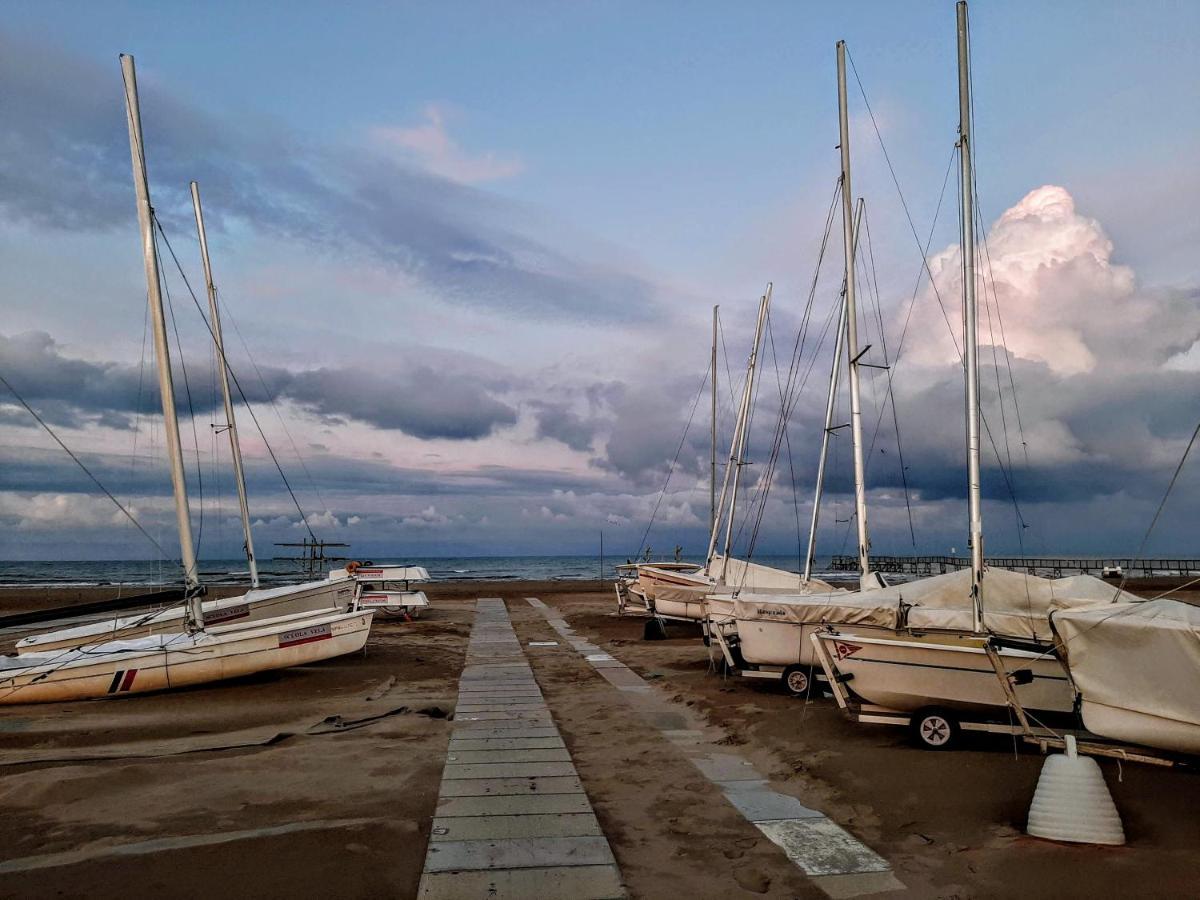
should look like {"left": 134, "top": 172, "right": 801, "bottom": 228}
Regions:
{"left": 816, "top": 631, "right": 1073, "bottom": 716}
{"left": 16, "top": 578, "right": 354, "bottom": 655}
{"left": 1077, "top": 701, "right": 1200, "bottom": 756}
{"left": 0, "top": 608, "right": 373, "bottom": 705}
{"left": 739, "top": 619, "right": 893, "bottom": 668}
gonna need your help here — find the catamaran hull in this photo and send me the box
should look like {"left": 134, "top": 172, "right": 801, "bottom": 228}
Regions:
{"left": 0, "top": 610, "right": 373, "bottom": 705}
{"left": 817, "top": 632, "right": 1073, "bottom": 716}
{"left": 1078, "top": 701, "right": 1200, "bottom": 756}
{"left": 16, "top": 579, "right": 354, "bottom": 655}
{"left": 738, "top": 619, "right": 892, "bottom": 668}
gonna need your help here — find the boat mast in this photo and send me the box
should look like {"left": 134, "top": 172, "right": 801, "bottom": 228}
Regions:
{"left": 190, "top": 181, "right": 260, "bottom": 589}
{"left": 120, "top": 53, "right": 204, "bottom": 629}
{"left": 836, "top": 41, "right": 874, "bottom": 588}
{"left": 705, "top": 291, "right": 769, "bottom": 575}
{"left": 710, "top": 304, "right": 718, "bottom": 537}
{"left": 956, "top": 1, "right": 984, "bottom": 629}
{"left": 719, "top": 286, "right": 771, "bottom": 585}
{"left": 804, "top": 198, "right": 863, "bottom": 582}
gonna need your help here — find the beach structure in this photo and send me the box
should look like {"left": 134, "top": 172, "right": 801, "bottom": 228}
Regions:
{"left": 0, "top": 54, "right": 373, "bottom": 704}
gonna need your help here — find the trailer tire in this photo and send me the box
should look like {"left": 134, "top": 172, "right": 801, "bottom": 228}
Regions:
{"left": 782, "top": 665, "right": 811, "bottom": 697}
{"left": 911, "top": 707, "right": 959, "bottom": 750}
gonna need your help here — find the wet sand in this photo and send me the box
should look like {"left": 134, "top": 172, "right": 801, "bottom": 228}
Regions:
{"left": 0, "top": 580, "right": 1196, "bottom": 899}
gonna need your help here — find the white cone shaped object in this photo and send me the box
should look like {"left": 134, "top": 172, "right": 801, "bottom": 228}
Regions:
{"left": 1026, "top": 735, "right": 1125, "bottom": 845}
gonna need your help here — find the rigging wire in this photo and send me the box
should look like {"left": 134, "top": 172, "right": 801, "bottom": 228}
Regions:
{"left": 845, "top": 47, "right": 962, "bottom": 361}
{"left": 153, "top": 217, "right": 319, "bottom": 543}
{"left": 861, "top": 206, "right": 916, "bottom": 545}
{"left": 738, "top": 184, "right": 842, "bottom": 578}
{"left": 0, "top": 373, "right": 181, "bottom": 567}
{"left": 634, "top": 361, "right": 711, "bottom": 558}
{"left": 154, "top": 225, "right": 205, "bottom": 556}
{"left": 1113, "top": 417, "right": 1200, "bottom": 600}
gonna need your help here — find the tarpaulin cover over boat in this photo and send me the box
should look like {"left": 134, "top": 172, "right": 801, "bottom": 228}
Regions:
{"left": 903, "top": 568, "right": 1139, "bottom": 641}
{"left": 638, "top": 556, "right": 833, "bottom": 611}
{"left": 736, "top": 567, "right": 1137, "bottom": 640}
{"left": 1051, "top": 599, "right": 1200, "bottom": 755}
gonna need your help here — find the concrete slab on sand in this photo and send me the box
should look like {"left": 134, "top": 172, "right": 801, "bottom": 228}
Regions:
{"left": 418, "top": 864, "right": 624, "bottom": 900}
{"left": 446, "top": 748, "right": 572, "bottom": 765}
{"left": 436, "top": 793, "right": 595, "bottom": 818}
{"left": 431, "top": 813, "right": 603, "bottom": 842}
{"left": 448, "top": 737, "right": 565, "bottom": 752}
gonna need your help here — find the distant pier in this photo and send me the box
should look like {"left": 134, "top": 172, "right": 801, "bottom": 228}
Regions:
{"left": 830, "top": 555, "right": 1200, "bottom": 578}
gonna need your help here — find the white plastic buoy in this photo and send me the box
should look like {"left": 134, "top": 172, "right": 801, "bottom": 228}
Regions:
{"left": 1026, "top": 735, "right": 1125, "bottom": 845}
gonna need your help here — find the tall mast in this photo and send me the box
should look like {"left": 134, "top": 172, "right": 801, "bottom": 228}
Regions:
{"left": 836, "top": 41, "right": 874, "bottom": 587}
{"left": 120, "top": 53, "right": 204, "bottom": 628}
{"left": 705, "top": 291, "right": 770, "bottom": 574}
{"left": 956, "top": 1, "right": 984, "bottom": 629}
{"left": 190, "top": 181, "right": 260, "bottom": 589}
{"left": 719, "top": 286, "right": 771, "bottom": 585}
{"left": 710, "top": 304, "right": 718, "bottom": 537}
{"left": 804, "top": 198, "right": 863, "bottom": 582}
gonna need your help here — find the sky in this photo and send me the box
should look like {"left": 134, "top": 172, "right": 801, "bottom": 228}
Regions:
{"left": 1, "top": 1, "right": 1197, "bottom": 566}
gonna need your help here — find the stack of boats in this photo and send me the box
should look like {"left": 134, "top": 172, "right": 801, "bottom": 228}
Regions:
{"left": 628, "top": 1, "right": 1200, "bottom": 761}
{"left": 0, "top": 55, "right": 428, "bottom": 705}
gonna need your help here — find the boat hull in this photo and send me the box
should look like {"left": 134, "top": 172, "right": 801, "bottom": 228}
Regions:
{"left": 1079, "top": 700, "right": 1200, "bottom": 756}
{"left": 17, "top": 579, "right": 354, "bottom": 655}
{"left": 817, "top": 631, "right": 1072, "bottom": 716}
{"left": 738, "top": 618, "right": 892, "bottom": 668}
{"left": 0, "top": 609, "right": 373, "bottom": 705}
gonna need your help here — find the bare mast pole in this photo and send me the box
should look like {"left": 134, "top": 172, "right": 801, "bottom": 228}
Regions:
{"left": 190, "top": 181, "right": 260, "bottom": 589}
{"left": 705, "top": 292, "right": 769, "bottom": 574}
{"left": 836, "top": 41, "right": 875, "bottom": 589}
{"left": 719, "top": 285, "right": 771, "bottom": 585}
{"left": 804, "top": 198, "right": 863, "bottom": 582}
{"left": 120, "top": 53, "right": 204, "bottom": 628}
{"left": 710, "top": 304, "right": 718, "bottom": 537}
{"left": 956, "top": 1, "right": 985, "bottom": 630}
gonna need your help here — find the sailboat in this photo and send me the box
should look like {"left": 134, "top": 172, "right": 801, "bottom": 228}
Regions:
{"left": 715, "top": 43, "right": 886, "bottom": 693}
{"left": 16, "top": 177, "right": 357, "bottom": 653}
{"left": 812, "top": 2, "right": 1134, "bottom": 725}
{"left": 632, "top": 288, "right": 836, "bottom": 625}
{"left": 0, "top": 54, "right": 372, "bottom": 704}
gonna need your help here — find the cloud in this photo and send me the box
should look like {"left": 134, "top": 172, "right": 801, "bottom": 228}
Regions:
{"left": 371, "top": 105, "right": 523, "bottom": 184}
{"left": 530, "top": 400, "right": 598, "bottom": 452}
{"left": 907, "top": 185, "right": 1200, "bottom": 376}
{"left": 0, "top": 330, "right": 518, "bottom": 441}
{"left": 0, "top": 32, "right": 661, "bottom": 324}
{"left": 287, "top": 365, "right": 517, "bottom": 439}
{"left": 400, "top": 505, "right": 450, "bottom": 527}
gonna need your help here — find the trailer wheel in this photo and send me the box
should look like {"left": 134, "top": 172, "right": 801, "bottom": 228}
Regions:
{"left": 782, "top": 665, "right": 811, "bottom": 697}
{"left": 911, "top": 708, "right": 959, "bottom": 750}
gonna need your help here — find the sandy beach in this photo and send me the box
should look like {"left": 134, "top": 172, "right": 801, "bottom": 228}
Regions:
{"left": 0, "top": 581, "right": 1197, "bottom": 899}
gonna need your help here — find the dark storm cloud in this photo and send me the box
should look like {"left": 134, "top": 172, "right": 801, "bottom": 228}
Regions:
{"left": 530, "top": 401, "right": 597, "bottom": 452}
{"left": 0, "top": 330, "right": 517, "bottom": 440}
{"left": 0, "top": 32, "right": 660, "bottom": 323}
{"left": 287, "top": 366, "right": 516, "bottom": 440}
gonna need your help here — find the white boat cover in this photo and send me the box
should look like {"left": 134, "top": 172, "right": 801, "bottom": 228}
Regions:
{"left": 736, "top": 567, "right": 1136, "bottom": 641}
{"left": 1052, "top": 599, "right": 1200, "bottom": 753}
{"left": 734, "top": 591, "right": 901, "bottom": 628}
{"left": 905, "top": 568, "right": 1138, "bottom": 641}
{"left": 644, "top": 556, "right": 836, "bottom": 611}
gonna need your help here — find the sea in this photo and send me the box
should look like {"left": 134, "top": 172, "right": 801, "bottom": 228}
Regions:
{"left": 0, "top": 555, "right": 849, "bottom": 588}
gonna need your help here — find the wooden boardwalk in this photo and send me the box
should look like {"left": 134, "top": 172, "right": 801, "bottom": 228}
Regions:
{"left": 417, "top": 598, "right": 624, "bottom": 899}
